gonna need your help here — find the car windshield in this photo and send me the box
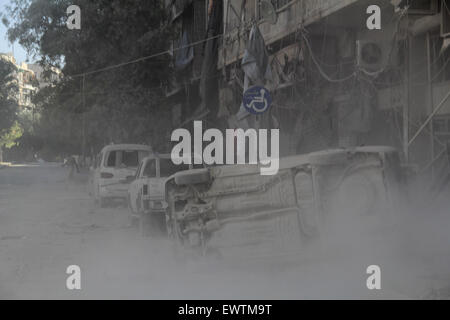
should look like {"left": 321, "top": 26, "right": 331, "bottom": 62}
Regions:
{"left": 142, "top": 159, "right": 157, "bottom": 177}
{"left": 105, "top": 150, "right": 150, "bottom": 168}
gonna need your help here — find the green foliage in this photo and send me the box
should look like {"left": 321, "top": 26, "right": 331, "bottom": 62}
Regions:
{"left": 0, "top": 59, "right": 19, "bottom": 131}
{"left": 2, "top": 0, "right": 174, "bottom": 158}
{"left": 0, "top": 121, "right": 23, "bottom": 149}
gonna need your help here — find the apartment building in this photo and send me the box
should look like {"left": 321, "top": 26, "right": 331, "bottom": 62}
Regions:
{"left": 1, "top": 53, "right": 62, "bottom": 113}
{"left": 0, "top": 53, "right": 37, "bottom": 111}
{"left": 163, "top": 0, "right": 450, "bottom": 181}
{"left": 28, "top": 63, "right": 62, "bottom": 89}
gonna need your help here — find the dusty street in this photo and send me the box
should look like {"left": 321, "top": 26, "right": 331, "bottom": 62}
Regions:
{"left": 0, "top": 163, "right": 449, "bottom": 299}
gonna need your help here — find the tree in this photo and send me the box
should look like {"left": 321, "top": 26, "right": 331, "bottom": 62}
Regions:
{"left": 2, "top": 0, "right": 174, "bottom": 160}
{"left": 0, "top": 121, "right": 24, "bottom": 160}
{"left": 0, "top": 59, "right": 20, "bottom": 162}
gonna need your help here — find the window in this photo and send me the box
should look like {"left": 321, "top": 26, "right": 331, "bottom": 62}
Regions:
{"left": 407, "top": 0, "right": 438, "bottom": 15}
{"left": 430, "top": 35, "right": 450, "bottom": 83}
{"left": 106, "top": 151, "right": 116, "bottom": 167}
{"left": 434, "top": 116, "right": 450, "bottom": 136}
{"left": 104, "top": 150, "right": 150, "bottom": 168}
{"left": 257, "top": 0, "right": 294, "bottom": 24}
{"left": 122, "top": 150, "right": 140, "bottom": 167}
{"left": 143, "top": 159, "right": 157, "bottom": 178}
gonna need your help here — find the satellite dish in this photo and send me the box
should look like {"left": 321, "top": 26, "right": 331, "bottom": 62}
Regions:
{"left": 259, "top": 0, "right": 277, "bottom": 25}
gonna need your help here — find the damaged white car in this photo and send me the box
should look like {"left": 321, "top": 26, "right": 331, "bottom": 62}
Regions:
{"left": 163, "top": 146, "right": 405, "bottom": 258}
{"left": 128, "top": 153, "right": 189, "bottom": 236}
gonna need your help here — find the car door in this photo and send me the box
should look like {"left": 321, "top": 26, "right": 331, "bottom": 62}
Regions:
{"left": 149, "top": 157, "right": 184, "bottom": 201}
{"left": 140, "top": 158, "right": 158, "bottom": 205}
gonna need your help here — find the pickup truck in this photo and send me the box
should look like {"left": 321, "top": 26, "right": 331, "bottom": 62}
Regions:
{"left": 163, "top": 146, "right": 405, "bottom": 258}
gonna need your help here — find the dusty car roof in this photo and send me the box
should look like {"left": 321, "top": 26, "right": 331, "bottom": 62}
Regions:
{"left": 283, "top": 146, "right": 397, "bottom": 167}
{"left": 100, "top": 144, "right": 152, "bottom": 153}
{"left": 203, "top": 146, "right": 399, "bottom": 178}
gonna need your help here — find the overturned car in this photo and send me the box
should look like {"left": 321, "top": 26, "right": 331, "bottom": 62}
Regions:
{"left": 164, "top": 146, "right": 405, "bottom": 257}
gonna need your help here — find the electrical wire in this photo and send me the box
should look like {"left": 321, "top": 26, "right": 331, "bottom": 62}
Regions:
{"left": 299, "top": 5, "right": 406, "bottom": 83}
{"left": 301, "top": 32, "right": 356, "bottom": 83}
{"left": 54, "top": 2, "right": 446, "bottom": 107}
{"left": 40, "top": 72, "right": 225, "bottom": 99}
{"left": 65, "top": 0, "right": 411, "bottom": 82}
{"left": 68, "top": 34, "right": 222, "bottom": 78}
{"left": 444, "top": 0, "right": 450, "bottom": 15}
{"left": 373, "top": 56, "right": 450, "bottom": 87}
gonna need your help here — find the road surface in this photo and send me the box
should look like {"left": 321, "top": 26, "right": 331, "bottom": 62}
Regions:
{"left": 0, "top": 163, "right": 449, "bottom": 299}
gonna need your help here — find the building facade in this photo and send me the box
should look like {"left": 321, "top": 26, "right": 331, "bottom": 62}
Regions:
{"left": 0, "top": 53, "right": 62, "bottom": 113}
{"left": 0, "top": 53, "right": 37, "bottom": 111}
{"left": 28, "top": 63, "right": 62, "bottom": 89}
{"left": 163, "top": 0, "right": 450, "bottom": 182}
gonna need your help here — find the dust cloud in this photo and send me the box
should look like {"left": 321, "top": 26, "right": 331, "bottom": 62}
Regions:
{"left": 0, "top": 163, "right": 449, "bottom": 299}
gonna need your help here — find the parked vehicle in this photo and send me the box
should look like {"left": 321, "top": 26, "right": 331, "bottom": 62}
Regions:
{"left": 164, "top": 146, "right": 405, "bottom": 258}
{"left": 89, "top": 144, "right": 152, "bottom": 207}
{"left": 128, "top": 153, "right": 202, "bottom": 236}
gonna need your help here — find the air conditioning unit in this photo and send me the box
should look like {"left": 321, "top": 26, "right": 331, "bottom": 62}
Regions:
{"left": 442, "top": 0, "right": 450, "bottom": 38}
{"left": 356, "top": 40, "right": 390, "bottom": 72}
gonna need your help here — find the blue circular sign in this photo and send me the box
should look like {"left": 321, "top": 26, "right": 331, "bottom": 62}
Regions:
{"left": 243, "top": 86, "right": 272, "bottom": 115}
